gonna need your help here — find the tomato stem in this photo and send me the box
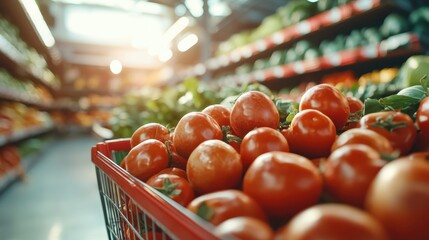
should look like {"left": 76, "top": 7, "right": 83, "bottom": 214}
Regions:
{"left": 196, "top": 202, "right": 214, "bottom": 221}
{"left": 154, "top": 178, "right": 181, "bottom": 197}
{"left": 370, "top": 114, "right": 408, "bottom": 132}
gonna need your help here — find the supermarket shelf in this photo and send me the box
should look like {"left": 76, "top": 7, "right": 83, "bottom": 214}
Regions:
{"left": 220, "top": 32, "right": 421, "bottom": 85}
{"left": 0, "top": 87, "right": 53, "bottom": 110}
{"left": 0, "top": 123, "right": 55, "bottom": 148}
{"left": 0, "top": 136, "right": 55, "bottom": 195}
{"left": 0, "top": 35, "right": 59, "bottom": 91}
{"left": 180, "top": 0, "right": 407, "bottom": 79}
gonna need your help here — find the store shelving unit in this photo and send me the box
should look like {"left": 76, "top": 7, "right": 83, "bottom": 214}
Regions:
{"left": 221, "top": 32, "right": 421, "bottom": 85}
{"left": 0, "top": 123, "right": 55, "bottom": 148}
{"left": 179, "top": 0, "right": 423, "bottom": 89}
{"left": 0, "top": 1, "right": 60, "bottom": 194}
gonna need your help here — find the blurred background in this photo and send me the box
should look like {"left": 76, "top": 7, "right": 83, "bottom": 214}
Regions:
{"left": 0, "top": 0, "right": 428, "bottom": 239}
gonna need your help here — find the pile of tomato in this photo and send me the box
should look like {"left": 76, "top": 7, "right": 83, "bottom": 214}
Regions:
{"left": 119, "top": 83, "right": 429, "bottom": 240}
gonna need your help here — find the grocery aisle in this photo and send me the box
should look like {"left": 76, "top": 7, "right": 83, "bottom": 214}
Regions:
{"left": 0, "top": 134, "right": 108, "bottom": 240}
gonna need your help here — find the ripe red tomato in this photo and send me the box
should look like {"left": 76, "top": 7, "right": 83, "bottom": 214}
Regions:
{"left": 299, "top": 83, "right": 350, "bottom": 130}
{"left": 359, "top": 111, "right": 416, "bottom": 156}
{"left": 365, "top": 158, "right": 429, "bottom": 240}
{"left": 347, "top": 96, "right": 364, "bottom": 113}
{"left": 276, "top": 204, "right": 389, "bottom": 240}
{"left": 342, "top": 96, "right": 364, "bottom": 130}
{"left": 146, "top": 173, "right": 195, "bottom": 206}
{"left": 214, "top": 217, "right": 274, "bottom": 240}
{"left": 243, "top": 151, "right": 322, "bottom": 221}
{"left": 123, "top": 139, "right": 169, "bottom": 182}
{"left": 202, "top": 104, "right": 231, "bottom": 127}
{"left": 186, "top": 189, "right": 267, "bottom": 226}
{"left": 416, "top": 97, "right": 429, "bottom": 133}
{"left": 331, "top": 128, "right": 394, "bottom": 154}
{"left": 240, "top": 127, "right": 289, "bottom": 171}
{"left": 187, "top": 140, "right": 242, "bottom": 195}
{"left": 412, "top": 131, "right": 429, "bottom": 152}
{"left": 165, "top": 142, "right": 187, "bottom": 170}
{"left": 230, "top": 91, "right": 279, "bottom": 138}
{"left": 173, "top": 112, "right": 222, "bottom": 159}
{"left": 130, "top": 123, "right": 170, "bottom": 148}
{"left": 324, "top": 144, "right": 386, "bottom": 207}
{"left": 287, "top": 109, "right": 337, "bottom": 159}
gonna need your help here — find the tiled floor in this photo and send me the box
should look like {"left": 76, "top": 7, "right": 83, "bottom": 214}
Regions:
{"left": 0, "top": 134, "right": 108, "bottom": 240}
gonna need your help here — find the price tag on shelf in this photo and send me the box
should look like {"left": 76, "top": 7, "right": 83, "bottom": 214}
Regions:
{"left": 230, "top": 51, "right": 241, "bottom": 63}
{"left": 327, "top": 53, "right": 342, "bottom": 66}
{"left": 361, "top": 45, "right": 378, "bottom": 59}
{"left": 354, "top": 0, "right": 377, "bottom": 12}
{"left": 254, "top": 70, "right": 266, "bottom": 82}
{"left": 292, "top": 62, "right": 305, "bottom": 74}
{"left": 255, "top": 40, "right": 268, "bottom": 52}
{"left": 296, "top": 21, "right": 311, "bottom": 35}
{"left": 328, "top": 7, "right": 342, "bottom": 23}
{"left": 241, "top": 47, "right": 253, "bottom": 59}
{"left": 272, "top": 32, "right": 285, "bottom": 45}
{"left": 273, "top": 66, "right": 285, "bottom": 78}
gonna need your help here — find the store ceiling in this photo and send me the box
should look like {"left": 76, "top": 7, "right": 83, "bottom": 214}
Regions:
{"left": 39, "top": 0, "right": 285, "bottom": 71}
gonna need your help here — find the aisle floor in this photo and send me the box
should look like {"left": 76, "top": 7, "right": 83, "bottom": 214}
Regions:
{"left": 0, "top": 134, "right": 108, "bottom": 240}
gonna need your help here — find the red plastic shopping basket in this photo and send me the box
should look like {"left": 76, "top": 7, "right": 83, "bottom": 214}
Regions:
{"left": 91, "top": 138, "right": 220, "bottom": 240}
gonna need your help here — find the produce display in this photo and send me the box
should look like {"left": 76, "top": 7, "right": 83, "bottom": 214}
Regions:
{"left": 0, "top": 102, "right": 52, "bottom": 137}
{"left": 221, "top": 11, "right": 413, "bottom": 80}
{"left": 0, "top": 16, "right": 59, "bottom": 89}
{"left": 0, "top": 68, "right": 53, "bottom": 106}
{"left": 107, "top": 55, "right": 429, "bottom": 239}
{"left": 216, "top": 0, "right": 351, "bottom": 56}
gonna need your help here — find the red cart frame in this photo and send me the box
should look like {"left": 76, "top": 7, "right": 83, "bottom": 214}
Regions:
{"left": 91, "top": 139, "right": 220, "bottom": 240}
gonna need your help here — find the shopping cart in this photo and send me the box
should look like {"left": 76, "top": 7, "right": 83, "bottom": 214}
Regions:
{"left": 91, "top": 139, "right": 220, "bottom": 240}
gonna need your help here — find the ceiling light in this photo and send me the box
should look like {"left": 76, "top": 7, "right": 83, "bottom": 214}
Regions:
{"left": 158, "top": 49, "right": 173, "bottom": 62}
{"left": 110, "top": 60, "right": 122, "bottom": 74}
{"left": 163, "top": 17, "right": 190, "bottom": 43}
{"left": 19, "top": 0, "right": 56, "bottom": 48}
{"left": 177, "top": 33, "right": 198, "bottom": 52}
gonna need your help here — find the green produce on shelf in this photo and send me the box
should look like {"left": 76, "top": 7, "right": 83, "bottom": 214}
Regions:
{"left": 394, "top": 55, "right": 429, "bottom": 88}
{"left": 380, "top": 13, "right": 410, "bottom": 38}
{"left": 277, "top": 0, "right": 317, "bottom": 28}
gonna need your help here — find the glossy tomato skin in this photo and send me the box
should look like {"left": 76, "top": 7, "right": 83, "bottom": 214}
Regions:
{"left": 365, "top": 159, "right": 429, "bottom": 240}
{"left": 173, "top": 112, "right": 222, "bottom": 159}
{"left": 155, "top": 167, "right": 187, "bottom": 180}
{"left": 342, "top": 96, "right": 364, "bottom": 130}
{"left": 276, "top": 204, "right": 389, "bottom": 240}
{"left": 165, "top": 142, "right": 188, "bottom": 170}
{"left": 123, "top": 139, "right": 169, "bottom": 182}
{"left": 146, "top": 173, "right": 195, "bottom": 206}
{"left": 299, "top": 83, "right": 350, "bottom": 130}
{"left": 324, "top": 144, "right": 386, "bottom": 208}
{"left": 243, "top": 151, "right": 323, "bottom": 221}
{"left": 186, "top": 189, "right": 267, "bottom": 226}
{"left": 202, "top": 104, "right": 231, "bottom": 127}
{"left": 347, "top": 96, "right": 364, "bottom": 113}
{"left": 230, "top": 91, "right": 279, "bottom": 138}
{"left": 240, "top": 127, "right": 289, "bottom": 171}
{"left": 331, "top": 128, "right": 394, "bottom": 154}
{"left": 187, "top": 140, "right": 242, "bottom": 195}
{"left": 287, "top": 109, "right": 337, "bottom": 159}
{"left": 214, "top": 217, "right": 274, "bottom": 240}
{"left": 130, "top": 123, "right": 170, "bottom": 148}
{"left": 359, "top": 111, "right": 416, "bottom": 156}
{"left": 416, "top": 97, "right": 429, "bottom": 133}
